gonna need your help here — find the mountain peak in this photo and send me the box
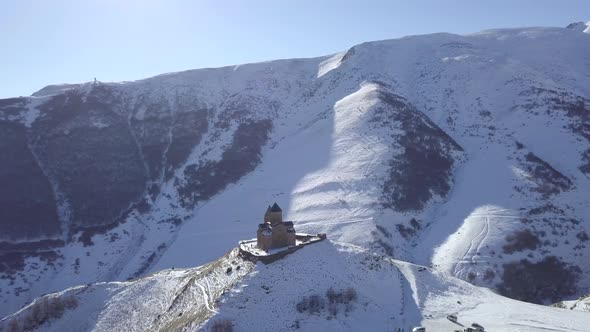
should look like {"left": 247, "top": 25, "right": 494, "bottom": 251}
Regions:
{"left": 565, "top": 21, "right": 590, "bottom": 33}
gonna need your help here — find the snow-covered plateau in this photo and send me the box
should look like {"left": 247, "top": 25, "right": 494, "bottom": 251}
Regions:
{"left": 1, "top": 22, "right": 590, "bottom": 331}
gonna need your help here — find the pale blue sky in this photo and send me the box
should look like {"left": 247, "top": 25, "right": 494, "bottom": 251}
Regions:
{"left": 1, "top": 0, "right": 588, "bottom": 98}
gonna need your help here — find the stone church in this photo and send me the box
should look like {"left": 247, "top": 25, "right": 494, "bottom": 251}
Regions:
{"left": 257, "top": 203, "right": 296, "bottom": 250}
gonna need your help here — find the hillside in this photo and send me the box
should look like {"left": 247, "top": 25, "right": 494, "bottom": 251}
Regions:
{"left": 1, "top": 23, "right": 590, "bottom": 324}
{"left": 2, "top": 242, "right": 589, "bottom": 331}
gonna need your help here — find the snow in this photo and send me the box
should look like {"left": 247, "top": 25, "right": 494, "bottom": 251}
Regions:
{"left": 418, "top": 145, "right": 521, "bottom": 276}
{"left": 151, "top": 82, "right": 395, "bottom": 271}
{"left": 388, "top": 259, "right": 590, "bottom": 332}
{"left": 201, "top": 242, "right": 412, "bottom": 331}
{"left": 317, "top": 51, "right": 346, "bottom": 78}
{"left": 3, "top": 240, "right": 590, "bottom": 331}
{"left": 2, "top": 23, "right": 590, "bottom": 329}
{"left": 566, "top": 21, "right": 590, "bottom": 34}
{"left": 28, "top": 241, "right": 582, "bottom": 332}
{"left": 442, "top": 54, "right": 474, "bottom": 62}
{"left": 22, "top": 98, "right": 42, "bottom": 127}
{"left": 61, "top": 24, "right": 590, "bottom": 288}
{"left": 558, "top": 296, "right": 590, "bottom": 312}
{"left": 31, "top": 83, "right": 84, "bottom": 97}
{"left": 1, "top": 249, "right": 254, "bottom": 332}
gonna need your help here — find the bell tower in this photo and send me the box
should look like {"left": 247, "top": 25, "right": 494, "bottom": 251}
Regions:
{"left": 268, "top": 202, "right": 283, "bottom": 226}
{"left": 264, "top": 205, "right": 272, "bottom": 224}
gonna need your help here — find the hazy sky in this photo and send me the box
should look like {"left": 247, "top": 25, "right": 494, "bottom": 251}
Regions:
{"left": 1, "top": 0, "right": 588, "bottom": 98}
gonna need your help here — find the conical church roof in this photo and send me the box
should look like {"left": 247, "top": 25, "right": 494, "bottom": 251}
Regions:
{"left": 270, "top": 202, "right": 282, "bottom": 212}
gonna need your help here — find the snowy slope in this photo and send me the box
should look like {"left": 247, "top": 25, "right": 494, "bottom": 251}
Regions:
{"left": 152, "top": 24, "right": 590, "bottom": 304}
{"left": 395, "top": 258, "right": 590, "bottom": 332}
{"left": 205, "top": 242, "right": 590, "bottom": 332}
{"left": 566, "top": 21, "right": 590, "bottom": 34}
{"left": 2, "top": 242, "right": 589, "bottom": 332}
{"left": 0, "top": 248, "right": 254, "bottom": 332}
{"left": 554, "top": 294, "right": 590, "bottom": 312}
{"left": 1, "top": 22, "right": 590, "bottom": 322}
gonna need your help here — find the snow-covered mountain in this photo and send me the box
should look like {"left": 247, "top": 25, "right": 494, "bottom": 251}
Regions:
{"left": 566, "top": 21, "right": 590, "bottom": 33}
{"left": 1, "top": 23, "right": 590, "bottom": 329}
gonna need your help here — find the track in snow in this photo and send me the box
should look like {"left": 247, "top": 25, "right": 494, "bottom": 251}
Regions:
{"left": 450, "top": 207, "right": 518, "bottom": 278}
